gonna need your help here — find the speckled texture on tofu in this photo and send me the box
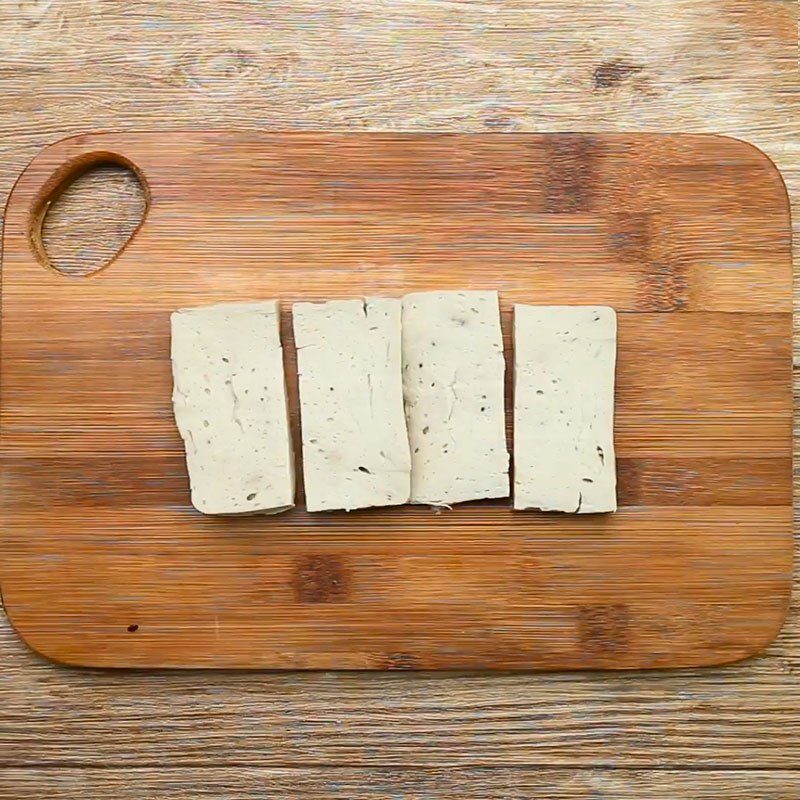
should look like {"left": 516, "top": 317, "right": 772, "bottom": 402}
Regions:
{"left": 402, "top": 290, "right": 509, "bottom": 505}
{"left": 171, "top": 300, "right": 295, "bottom": 515}
{"left": 513, "top": 305, "right": 617, "bottom": 514}
{"left": 293, "top": 298, "right": 411, "bottom": 513}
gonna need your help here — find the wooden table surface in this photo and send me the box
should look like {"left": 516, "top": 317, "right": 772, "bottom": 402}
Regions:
{"left": 0, "top": 1, "right": 797, "bottom": 798}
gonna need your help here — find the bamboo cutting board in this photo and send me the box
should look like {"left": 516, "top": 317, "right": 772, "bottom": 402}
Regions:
{"left": 0, "top": 132, "right": 792, "bottom": 670}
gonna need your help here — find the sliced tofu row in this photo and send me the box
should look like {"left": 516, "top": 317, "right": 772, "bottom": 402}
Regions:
{"left": 171, "top": 294, "right": 616, "bottom": 516}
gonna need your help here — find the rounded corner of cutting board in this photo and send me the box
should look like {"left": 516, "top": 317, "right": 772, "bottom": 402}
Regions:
{"left": 3, "top": 131, "right": 151, "bottom": 237}
{"left": 699, "top": 581, "right": 793, "bottom": 669}
{"left": 753, "top": 584, "right": 794, "bottom": 654}
{"left": 703, "top": 133, "right": 792, "bottom": 208}
{"left": 1, "top": 591, "right": 89, "bottom": 669}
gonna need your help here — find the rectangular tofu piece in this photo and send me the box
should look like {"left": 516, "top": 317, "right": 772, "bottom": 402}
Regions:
{"left": 171, "top": 301, "right": 294, "bottom": 515}
{"left": 293, "top": 298, "right": 411, "bottom": 512}
{"left": 402, "top": 290, "right": 509, "bottom": 505}
{"left": 513, "top": 305, "right": 617, "bottom": 513}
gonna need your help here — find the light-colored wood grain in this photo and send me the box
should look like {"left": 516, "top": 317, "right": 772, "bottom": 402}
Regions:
{"left": 1, "top": 131, "right": 791, "bottom": 670}
{"left": 0, "top": 0, "right": 798, "bottom": 795}
{"left": 3, "top": 767, "right": 800, "bottom": 799}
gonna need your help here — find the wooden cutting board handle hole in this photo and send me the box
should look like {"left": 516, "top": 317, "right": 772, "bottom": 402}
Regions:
{"left": 31, "top": 152, "right": 148, "bottom": 277}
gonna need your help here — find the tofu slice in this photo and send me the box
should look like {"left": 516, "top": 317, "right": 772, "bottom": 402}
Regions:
{"left": 171, "top": 301, "right": 294, "bottom": 515}
{"left": 513, "top": 305, "right": 617, "bottom": 514}
{"left": 293, "top": 298, "right": 411, "bottom": 513}
{"left": 402, "top": 290, "right": 509, "bottom": 505}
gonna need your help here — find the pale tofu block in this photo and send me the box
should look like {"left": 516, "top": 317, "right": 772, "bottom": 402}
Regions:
{"left": 402, "top": 290, "right": 509, "bottom": 505}
{"left": 171, "top": 301, "right": 294, "bottom": 515}
{"left": 513, "top": 305, "right": 617, "bottom": 514}
{"left": 293, "top": 298, "right": 411, "bottom": 513}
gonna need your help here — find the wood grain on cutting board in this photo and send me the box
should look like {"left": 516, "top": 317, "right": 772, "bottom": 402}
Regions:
{"left": 0, "top": 131, "right": 792, "bottom": 669}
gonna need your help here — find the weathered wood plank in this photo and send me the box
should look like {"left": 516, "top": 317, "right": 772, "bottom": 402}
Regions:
{"left": 2, "top": 768, "right": 800, "bottom": 799}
